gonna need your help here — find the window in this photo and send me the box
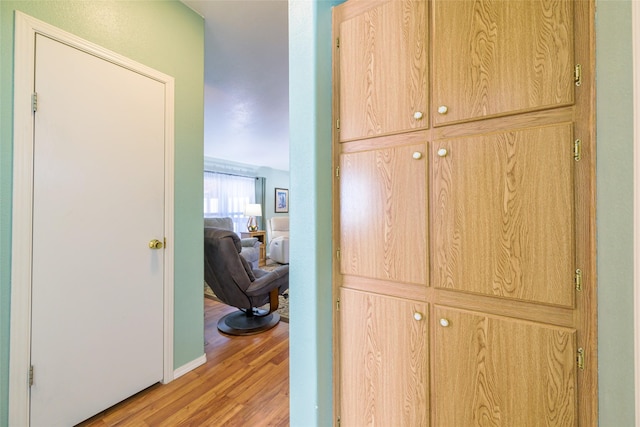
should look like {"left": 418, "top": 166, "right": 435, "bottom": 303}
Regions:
{"left": 204, "top": 171, "right": 255, "bottom": 233}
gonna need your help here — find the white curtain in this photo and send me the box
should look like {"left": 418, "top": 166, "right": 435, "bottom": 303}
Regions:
{"left": 204, "top": 171, "right": 255, "bottom": 233}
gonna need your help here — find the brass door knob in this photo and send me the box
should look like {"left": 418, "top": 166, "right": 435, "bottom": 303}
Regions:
{"left": 149, "top": 239, "right": 163, "bottom": 249}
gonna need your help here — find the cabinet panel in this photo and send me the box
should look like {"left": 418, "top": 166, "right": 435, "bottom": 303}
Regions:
{"left": 339, "top": 0, "right": 428, "bottom": 141}
{"left": 340, "top": 143, "right": 427, "bottom": 285}
{"left": 432, "top": 0, "right": 574, "bottom": 125}
{"left": 433, "top": 306, "right": 577, "bottom": 426}
{"left": 340, "top": 288, "right": 429, "bottom": 426}
{"left": 431, "top": 123, "right": 574, "bottom": 307}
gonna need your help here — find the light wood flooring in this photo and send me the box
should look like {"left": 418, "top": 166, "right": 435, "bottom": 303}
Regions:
{"left": 79, "top": 297, "right": 289, "bottom": 426}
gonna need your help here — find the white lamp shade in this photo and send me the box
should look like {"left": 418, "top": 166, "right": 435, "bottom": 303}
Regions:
{"left": 244, "top": 203, "right": 262, "bottom": 217}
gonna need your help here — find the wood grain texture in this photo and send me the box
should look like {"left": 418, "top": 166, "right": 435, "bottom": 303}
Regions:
{"left": 340, "top": 288, "right": 429, "bottom": 426}
{"left": 433, "top": 306, "right": 577, "bottom": 426}
{"left": 340, "top": 143, "right": 427, "bottom": 285}
{"left": 432, "top": 0, "right": 574, "bottom": 126}
{"left": 333, "top": 0, "right": 597, "bottom": 424}
{"left": 431, "top": 123, "right": 575, "bottom": 307}
{"left": 571, "top": 1, "right": 598, "bottom": 425}
{"left": 339, "top": 0, "right": 428, "bottom": 141}
{"left": 78, "top": 298, "right": 289, "bottom": 427}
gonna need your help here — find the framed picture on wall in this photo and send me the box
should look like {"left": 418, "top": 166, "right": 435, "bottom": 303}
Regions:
{"left": 275, "top": 188, "right": 289, "bottom": 213}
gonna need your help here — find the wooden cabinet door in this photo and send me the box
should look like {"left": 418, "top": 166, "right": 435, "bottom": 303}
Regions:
{"left": 340, "top": 143, "right": 427, "bottom": 285}
{"left": 432, "top": 0, "right": 574, "bottom": 126}
{"left": 431, "top": 123, "right": 574, "bottom": 307}
{"left": 337, "top": 0, "right": 428, "bottom": 141}
{"left": 433, "top": 306, "right": 577, "bottom": 426}
{"left": 340, "top": 288, "right": 429, "bottom": 426}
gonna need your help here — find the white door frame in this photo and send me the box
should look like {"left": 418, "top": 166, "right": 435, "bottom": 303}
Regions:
{"left": 8, "top": 11, "right": 175, "bottom": 426}
{"left": 634, "top": 1, "right": 640, "bottom": 425}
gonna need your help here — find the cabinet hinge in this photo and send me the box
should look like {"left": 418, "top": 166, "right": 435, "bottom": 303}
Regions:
{"left": 577, "top": 347, "right": 585, "bottom": 370}
{"left": 575, "top": 268, "right": 583, "bottom": 291}
{"left": 337, "top": 415, "right": 341, "bottom": 425}
{"left": 336, "top": 298, "right": 340, "bottom": 312}
{"left": 336, "top": 248, "right": 341, "bottom": 261}
{"left": 573, "top": 139, "right": 582, "bottom": 162}
{"left": 29, "top": 365, "right": 34, "bottom": 387}
{"left": 574, "top": 64, "right": 582, "bottom": 87}
{"left": 335, "top": 166, "right": 340, "bottom": 179}
{"left": 336, "top": 117, "right": 340, "bottom": 130}
{"left": 336, "top": 37, "right": 340, "bottom": 49}
{"left": 32, "top": 92, "right": 38, "bottom": 113}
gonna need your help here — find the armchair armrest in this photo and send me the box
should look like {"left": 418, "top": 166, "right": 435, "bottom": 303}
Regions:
{"left": 241, "top": 237, "right": 259, "bottom": 248}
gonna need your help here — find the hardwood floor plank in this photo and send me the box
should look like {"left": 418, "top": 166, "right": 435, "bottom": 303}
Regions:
{"left": 78, "top": 298, "right": 289, "bottom": 426}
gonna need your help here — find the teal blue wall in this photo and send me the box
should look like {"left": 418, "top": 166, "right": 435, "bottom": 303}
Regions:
{"left": 289, "top": 0, "right": 637, "bottom": 425}
{"left": 596, "top": 0, "right": 635, "bottom": 425}
{"left": 0, "top": 2, "right": 205, "bottom": 425}
{"left": 289, "top": 1, "right": 337, "bottom": 425}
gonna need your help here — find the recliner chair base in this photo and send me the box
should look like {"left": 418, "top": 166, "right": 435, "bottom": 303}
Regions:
{"left": 217, "top": 310, "right": 280, "bottom": 336}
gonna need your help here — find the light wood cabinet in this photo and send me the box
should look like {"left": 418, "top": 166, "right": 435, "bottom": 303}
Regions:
{"left": 431, "top": 123, "right": 575, "bottom": 307}
{"left": 432, "top": 0, "right": 574, "bottom": 126}
{"left": 340, "top": 143, "right": 427, "bottom": 285}
{"left": 339, "top": 288, "right": 429, "bottom": 426}
{"left": 433, "top": 306, "right": 577, "bottom": 426}
{"left": 337, "top": 0, "right": 428, "bottom": 142}
{"left": 333, "top": 0, "right": 595, "bottom": 425}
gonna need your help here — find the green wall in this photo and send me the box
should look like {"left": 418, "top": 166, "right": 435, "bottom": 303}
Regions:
{"left": 0, "top": 2, "right": 205, "bottom": 425}
{"left": 595, "top": 0, "right": 635, "bottom": 425}
{"left": 289, "top": 1, "right": 337, "bottom": 425}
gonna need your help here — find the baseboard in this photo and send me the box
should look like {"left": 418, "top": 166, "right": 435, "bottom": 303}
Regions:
{"left": 173, "top": 354, "right": 207, "bottom": 379}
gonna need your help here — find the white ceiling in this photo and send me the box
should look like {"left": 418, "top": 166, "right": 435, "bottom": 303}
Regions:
{"left": 182, "top": 0, "right": 290, "bottom": 171}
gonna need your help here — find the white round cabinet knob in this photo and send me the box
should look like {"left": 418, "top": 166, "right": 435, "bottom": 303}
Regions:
{"left": 439, "top": 318, "right": 450, "bottom": 327}
{"left": 413, "top": 111, "right": 423, "bottom": 120}
{"left": 437, "top": 148, "right": 448, "bottom": 157}
{"left": 412, "top": 151, "right": 423, "bottom": 160}
{"left": 414, "top": 312, "right": 423, "bottom": 321}
{"left": 438, "top": 105, "right": 448, "bottom": 115}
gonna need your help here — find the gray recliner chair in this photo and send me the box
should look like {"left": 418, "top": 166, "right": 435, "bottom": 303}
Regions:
{"left": 204, "top": 227, "right": 289, "bottom": 335}
{"left": 204, "top": 217, "right": 261, "bottom": 268}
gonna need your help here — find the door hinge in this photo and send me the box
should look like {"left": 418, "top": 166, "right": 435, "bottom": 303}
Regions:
{"left": 164, "top": 237, "right": 167, "bottom": 248}
{"left": 575, "top": 268, "right": 583, "bottom": 291}
{"left": 336, "top": 118, "right": 340, "bottom": 130}
{"left": 335, "top": 166, "right": 340, "bottom": 179}
{"left": 574, "top": 64, "right": 582, "bottom": 87}
{"left": 32, "top": 92, "right": 38, "bottom": 113}
{"left": 29, "top": 365, "right": 34, "bottom": 387}
{"left": 577, "top": 347, "right": 585, "bottom": 370}
{"left": 574, "top": 139, "right": 582, "bottom": 162}
{"left": 336, "top": 298, "right": 340, "bottom": 312}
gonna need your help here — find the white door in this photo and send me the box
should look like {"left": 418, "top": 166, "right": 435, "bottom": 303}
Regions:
{"left": 29, "top": 34, "right": 166, "bottom": 426}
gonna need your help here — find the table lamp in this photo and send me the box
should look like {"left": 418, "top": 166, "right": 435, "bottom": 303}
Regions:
{"left": 244, "top": 203, "right": 262, "bottom": 232}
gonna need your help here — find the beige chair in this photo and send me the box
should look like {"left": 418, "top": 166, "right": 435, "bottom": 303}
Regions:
{"left": 267, "top": 216, "right": 289, "bottom": 264}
